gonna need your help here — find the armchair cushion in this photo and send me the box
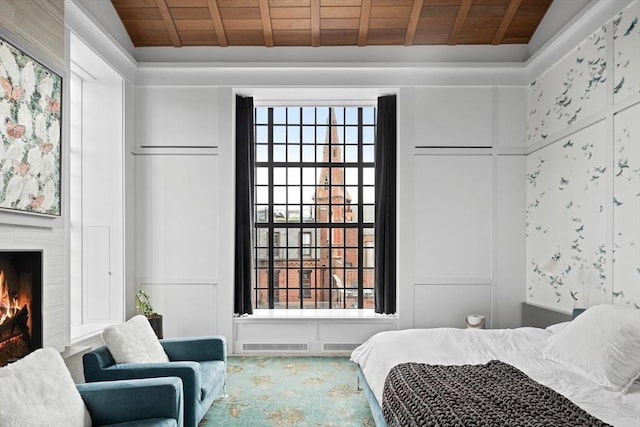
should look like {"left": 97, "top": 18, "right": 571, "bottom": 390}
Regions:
{"left": 78, "top": 377, "right": 183, "bottom": 427}
{"left": 102, "top": 315, "right": 169, "bottom": 364}
{"left": 0, "top": 348, "right": 91, "bottom": 427}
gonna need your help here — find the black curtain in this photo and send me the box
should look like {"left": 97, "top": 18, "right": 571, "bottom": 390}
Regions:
{"left": 234, "top": 95, "right": 255, "bottom": 315}
{"left": 374, "top": 95, "right": 397, "bottom": 314}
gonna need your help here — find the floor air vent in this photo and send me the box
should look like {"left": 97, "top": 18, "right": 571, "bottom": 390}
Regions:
{"left": 323, "top": 343, "right": 360, "bottom": 352}
{"left": 242, "top": 343, "right": 308, "bottom": 352}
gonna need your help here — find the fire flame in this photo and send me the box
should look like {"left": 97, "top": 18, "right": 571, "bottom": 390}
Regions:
{"left": 0, "top": 269, "right": 24, "bottom": 325}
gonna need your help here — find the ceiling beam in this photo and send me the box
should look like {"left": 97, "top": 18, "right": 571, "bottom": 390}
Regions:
{"left": 311, "top": 0, "right": 320, "bottom": 47}
{"left": 258, "top": 0, "right": 274, "bottom": 47}
{"left": 492, "top": 0, "right": 522, "bottom": 45}
{"left": 155, "top": 0, "right": 181, "bottom": 47}
{"left": 205, "top": 0, "right": 228, "bottom": 47}
{"left": 448, "top": 0, "right": 473, "bottom": 46}
{"left": 358, "top": 0, "right": 372, "bottom": 47}
{"left": 404, "top": 0, "right": 425, "bottom": 46}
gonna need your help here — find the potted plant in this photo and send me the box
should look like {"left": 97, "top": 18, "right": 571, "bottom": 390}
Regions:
{"left": 135, "top": 290, "right": 163, "bottom": 339}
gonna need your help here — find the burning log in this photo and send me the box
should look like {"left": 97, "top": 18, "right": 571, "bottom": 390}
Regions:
{"left": 0, "top": 305, "right": 29, "bottom": 342}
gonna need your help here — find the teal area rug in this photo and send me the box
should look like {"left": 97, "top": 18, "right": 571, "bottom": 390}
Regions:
{"left": 200, "top": 356, "right": 375, "bottom": 427}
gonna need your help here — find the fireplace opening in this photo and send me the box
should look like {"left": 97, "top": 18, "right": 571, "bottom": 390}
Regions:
{"left": 0, "top": 250, "right": 43, "bottom": 367}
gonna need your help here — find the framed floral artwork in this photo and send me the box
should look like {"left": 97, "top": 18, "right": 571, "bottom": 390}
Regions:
{"left": 0, "top": 36, "right": 62, "bottom": 216}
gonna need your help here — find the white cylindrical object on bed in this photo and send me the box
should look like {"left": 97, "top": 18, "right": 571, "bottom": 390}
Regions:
{"left": 466, "top": 314, "right": 486, "bottom": 329}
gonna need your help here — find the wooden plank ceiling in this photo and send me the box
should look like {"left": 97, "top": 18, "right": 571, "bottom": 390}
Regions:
{"left": 111, "top": 0, "right": 553, "bottom": 48}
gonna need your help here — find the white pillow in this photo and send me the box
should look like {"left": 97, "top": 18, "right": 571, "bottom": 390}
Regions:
{"left": 543, "top": 304, "right": 640, "bottom": 393}
{"left": 102, "top": 315, "right": 169, "bottom": 364}
{"left": 545, "top": 321, "right": 571, "bottom": 334}
{"left": 0, "top": 348, "right": 92, "bottom": 427}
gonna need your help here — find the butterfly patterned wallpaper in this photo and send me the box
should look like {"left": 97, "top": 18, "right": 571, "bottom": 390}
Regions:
{"left": 0, "top": 37, "right": 62, "bottom": 216}
{"left": 527, "top": 0, "right": 640, "bottom": 312}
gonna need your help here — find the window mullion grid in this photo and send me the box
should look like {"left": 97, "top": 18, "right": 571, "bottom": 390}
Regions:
{"left": 357, "top": 107, "right": 364, "bottom": 309}
{"left": 267, "top": 107, "right": 275, "bottom": 309}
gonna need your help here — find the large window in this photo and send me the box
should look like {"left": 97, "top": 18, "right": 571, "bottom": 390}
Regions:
{"left": 253, "top": 106, "right": 376, "bottom": 309}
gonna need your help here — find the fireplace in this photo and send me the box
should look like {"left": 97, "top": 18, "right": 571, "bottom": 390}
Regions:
{"left": 0, "top": 251, "right": 43, "bottom": 367}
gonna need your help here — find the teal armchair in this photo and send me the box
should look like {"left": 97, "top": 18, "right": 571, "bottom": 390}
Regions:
{"left": 78, "top": 377, "right": 183, "bottom": 427}
{"left": 83, "top": 336, "right": 226, "bottom": 427}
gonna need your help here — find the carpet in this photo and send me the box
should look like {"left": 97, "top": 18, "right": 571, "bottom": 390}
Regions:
{"left": 199, "top": 356, "right": 375, "bottom": 427}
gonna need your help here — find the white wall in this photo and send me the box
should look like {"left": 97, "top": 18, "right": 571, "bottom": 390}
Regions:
{"left": 526, "top": 0, "right": 640, "bottom": 312}
{"left": 0, "top": 0, "right": 67, "bottom": 351}
{"left": 128, "top": 71, "right": 527, "bottom": 351}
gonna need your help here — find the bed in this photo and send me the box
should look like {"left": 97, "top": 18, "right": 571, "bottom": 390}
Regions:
{"left": 351, "top": 304, "right": 640, "bottom": 427}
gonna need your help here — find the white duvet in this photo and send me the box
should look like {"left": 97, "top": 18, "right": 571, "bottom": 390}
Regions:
{"left": 350, "top": 327, "right": 640, "bottom": 426}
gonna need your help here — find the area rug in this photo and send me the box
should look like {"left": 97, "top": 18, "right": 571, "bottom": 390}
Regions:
{"left": 199, "top": 356, "right": 375, "bottom": 427}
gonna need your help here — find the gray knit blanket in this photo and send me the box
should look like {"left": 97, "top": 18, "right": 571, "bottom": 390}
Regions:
{"left": 382, "top": 360, "right": 611, "bottom": 427}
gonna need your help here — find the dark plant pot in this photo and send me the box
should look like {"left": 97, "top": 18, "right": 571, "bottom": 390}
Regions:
{"left": 147, "top": 314, "right": 163, "bottom": 339}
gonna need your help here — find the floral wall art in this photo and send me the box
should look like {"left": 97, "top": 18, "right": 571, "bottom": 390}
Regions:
{"left": 527, "top": 0, "right": 640, "bottom": 312}
{"left": 0, "top": 37, "right": 62, "bottom": 216}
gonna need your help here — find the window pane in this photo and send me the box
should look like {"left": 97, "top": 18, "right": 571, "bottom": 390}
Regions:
{"left": 302, "top": 107, "right": 315, "bottom": 124}
{"left": 274, "top": 167, "right": 286, "bottom": 185}
{"left": 288, "top": 186, "right": 300, "bottom": 204}
{"left": 255, "top": 107, "right": 268, "bottom": 124}
{"left": 345, "top": 146, "right": 358, "bottom": 162}
{"left": 345, "top": 107, "right": 358, "bottom": 124}
{"left": 302, "top": 126, "right": 315, "bottom": 143}
{"left": 363, "top": 167, "right": 374, "bottom": 185}
{"left": 363, "top": 107, "right": 375, "bottom": 124}
{"left": 256, "top": 167, "right": 269, "bottom": 185}
{"left": 363, "top": 186, "right": 375, "bottom": 204}
{"left": 274, "top": 126, "right": 286, "bottom": 143}
{"left": 363, "top": 126, "right": 375, "bottom": 143}
{"left": 345, "top": 127, "right": 358, "bottom": 144}
{"left": 302, "top": 145, "right": 315, "bottom": 162}
{"left": 252, "top": 106, "right": 377, "bottom": 310}
{"left": 256, "top": 186, "right": 268, "bottom": 204}
{"left": 273, "top": 186, "right": 286, "bottom": 204}
{"left": 256, "top": 126, "right": 268, "bottom": 143}
{"left": 287, "top": 167, "right": 300, "bottom": 185}
{"left": 287, "top": 126, "right": 300, "bottom": 143}
{"left": 288, "top": 108, "right": 300, "bottom": 124}
{"left": 273, "top": 107, "right": 286, "bottom": 124}
{"left": 274, "top": 145, "right": 286, "bottom": 161}
{"left": 363, "top": 145, "right": 374, "bottom": 162}
{"left": 256, "top": 144, "right": 268, "bottom": 162}
{"left": 363, "top": 205, "right": 374, "bottom": 223}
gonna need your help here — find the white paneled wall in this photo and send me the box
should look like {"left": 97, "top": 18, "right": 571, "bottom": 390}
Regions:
{"left": 412, "top": 154, "right": 493, "bottom": 279}
{"left": 400, "top": 85, "right": 527, "bottom": 329}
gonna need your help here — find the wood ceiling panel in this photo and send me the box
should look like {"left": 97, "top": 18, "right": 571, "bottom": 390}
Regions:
{"left": 111, "top": 0, "right": 554, "bottom": 47}
{"left": 169, "top": 7, "right": 211, "bottom": 19}
{"left": 223, "top": 19, "right": 263, "bottom": 31}
{"left": 272, "top": 30, "right": 311, "bottom": 45}
{"left": 270, "top": 7, "right": 310, "bottom": 19}
{"left": 179, "top": 30, "right": 218, "bottom": 44}
{"left": 320, "top": 29, "right": 359, "bottom": 45}
{"left": 366, "top": 29, "right": 406, "bottom": 45}
{"left": 270, "top": 0, "right": 310, "bottom": 6}
{"left": 370, "top": 5, "right": 413, "bottom": 19}
{"left": 174, "top": 19, "right": 214, "bottom": 31}
{"left": 321, "top": 6, "right": 360, "bottom": 19}
{"left": 217, "top": 0, "right": 258, "bottom": 6}
{"left": 225, "top": 30, "right": 265, "bottom": 45}
{"left": 322, "top": 18, "right": 360, "bottom": 30}
{"left": 219, "top": 7, "right": 261, "bottom": 19}
{"left": 321, "top": 0, "right": 361, "bottom": 6}
{"left": 166, "top": 0, "right": 208, "bottom": 6}
{"left": 369, "top": 18, "right": 410, "bottom": 30}
{"left": 271, "top": 18, "right": 311, "bottom": 30}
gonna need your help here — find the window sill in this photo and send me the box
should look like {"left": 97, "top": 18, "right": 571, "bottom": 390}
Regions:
{"left": 238, "top": 309, "right": 397, "bottom": 321}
